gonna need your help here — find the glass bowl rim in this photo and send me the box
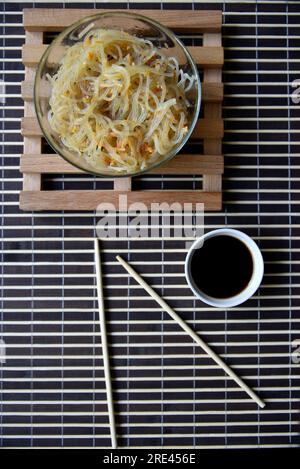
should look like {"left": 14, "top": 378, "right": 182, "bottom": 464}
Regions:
{"left": 34, "top": 10, "right": 202, "bottom": 178}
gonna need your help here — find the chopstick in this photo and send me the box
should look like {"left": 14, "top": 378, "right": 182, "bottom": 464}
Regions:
{"left": 116, "top": 255, "right": 265, "bottom": 409}
{"left": 94, "top": 239, "right": 117, "bottom": 449}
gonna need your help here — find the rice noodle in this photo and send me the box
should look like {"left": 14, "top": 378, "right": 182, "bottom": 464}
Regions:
{"left": 48, "top": 28, "right": 193, "bottom": 174}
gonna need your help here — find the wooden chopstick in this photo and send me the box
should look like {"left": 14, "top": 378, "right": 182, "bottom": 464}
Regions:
{"left": 94, "top": 239, "right": 117, "bottom": 449}
{"left": 116, "top": 255, "right": 265, "bottom": 409}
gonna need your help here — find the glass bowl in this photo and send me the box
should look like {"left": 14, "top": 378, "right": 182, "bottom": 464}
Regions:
{"left": 34, "top": 11, "right": 201, "bottom": 178}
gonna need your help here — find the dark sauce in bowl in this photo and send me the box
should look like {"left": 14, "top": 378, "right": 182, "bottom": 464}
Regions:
{"left": 190, "top": 235, "right": 254, "bottom": 299}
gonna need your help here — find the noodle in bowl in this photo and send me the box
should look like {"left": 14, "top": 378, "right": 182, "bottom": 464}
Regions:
{"left": 35, "top": 12, "right": 201, "bottom": 177}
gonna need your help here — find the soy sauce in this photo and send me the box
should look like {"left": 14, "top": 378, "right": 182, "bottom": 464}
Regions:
{"left": 190, "top": 235, "right": 253, "bottom": 299}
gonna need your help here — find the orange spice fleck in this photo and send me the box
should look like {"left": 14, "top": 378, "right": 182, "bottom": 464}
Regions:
{"left": 141, "top": 142, "right": 153, "bottom": 155}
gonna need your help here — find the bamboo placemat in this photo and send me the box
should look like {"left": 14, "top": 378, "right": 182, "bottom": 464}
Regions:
{"left": 1, "top": 0, "right": 300, "bottom": 450}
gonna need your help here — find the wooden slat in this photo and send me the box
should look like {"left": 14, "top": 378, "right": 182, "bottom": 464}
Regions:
{"left": 22, "top": 44, "right": 64, "bottom": 67}
{"left": 23, "top": 31, "right": 43, "bottom": 193}
{"left": 22, "top": 80, "right": 51, "bottom": 101}
{"left": 202, "top": 33, "right": 223, "bottom": 196}
{"left": 20, "top": 190, "right": 222, "bottom": 211}
{"left": 20, "top": 154, "right": 84, "bottom": 174}
{"left": 114, "top": 178, "right": 132, "bottom": 191}
{"left": 201, "top": 82, "right": 224, "bottom": 103}
{"left": 172, "top": 118, "right": 223, "bottom": 139}
{"left": 22, "top": 81, "right": 45, "bottom": 101}
{"left": 22, "top": 44, "right": 224, "bottom": 68}
{"left": 151, "top": 154, "right": 223, "bottom": 175}
{"left": 21, "top": 117, "right": 224, "bottom": 139}
{"left": 23, "top": 9, "right": 222, "bottom": 33}
{"left": 22, "top": 80, "right": 223, "bottom": 103}
{"left": 20, "top": 153, "right": 224, "bottom": 175}
{"left": 166, "top": 46, "right": 223, "bottom": 68}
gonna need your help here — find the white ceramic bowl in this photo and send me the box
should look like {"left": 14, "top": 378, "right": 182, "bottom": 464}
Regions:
{"left": 185, "top": 228, "right": 264, "bottom": 308}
